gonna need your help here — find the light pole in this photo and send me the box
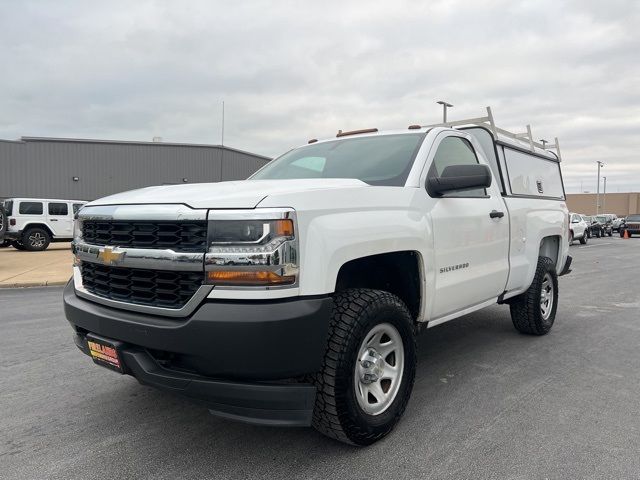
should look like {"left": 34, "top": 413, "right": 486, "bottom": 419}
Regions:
{"left": 596, "top": 161, "right": 604, "bottom": 214}
{"left": 602, "top": 176, "right": 607, "bottom": 212}
{"left": 436, "top": 101, "right": 453, "bottom": 123}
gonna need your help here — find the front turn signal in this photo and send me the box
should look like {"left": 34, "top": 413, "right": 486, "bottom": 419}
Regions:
{"left": 206, "top": 270, "right": 295, "bottom": 286}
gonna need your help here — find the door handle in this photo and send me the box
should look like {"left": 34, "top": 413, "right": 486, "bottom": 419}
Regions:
{"left": 489, "top": 210, "right": 504, "bottom": 219}
{"left": 50, "top": 219, "right": 58, "bottom": 221}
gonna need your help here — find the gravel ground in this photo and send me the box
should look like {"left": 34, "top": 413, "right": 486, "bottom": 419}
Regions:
{"left": 2, "top": 236, "right": 639, "bottom": 479}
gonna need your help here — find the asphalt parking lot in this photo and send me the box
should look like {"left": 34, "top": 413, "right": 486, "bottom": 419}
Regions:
{"left": 2, "top": 236, "right": 639, "bottom": 479}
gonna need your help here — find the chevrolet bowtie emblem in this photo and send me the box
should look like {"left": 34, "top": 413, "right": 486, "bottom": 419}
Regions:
{"left": 97, "top": 247, "right": 125, "bottom": 265}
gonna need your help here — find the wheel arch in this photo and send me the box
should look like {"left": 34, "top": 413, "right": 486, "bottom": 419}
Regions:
{"left": 22, "top": 222, "right": 54, "bottom": 238}
{"left": 334, "top": 250, "right": 424, "bottom": 322}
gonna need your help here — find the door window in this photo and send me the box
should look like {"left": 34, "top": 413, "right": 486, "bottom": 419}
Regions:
{"left": 430, "top": 136, "right": 486, "bottom": 197}
{"left": 19, "top": 202, "right": 43, "bottom": 215}
{"left": 72, "top": 203, "right": 84, "bottom": 214}
{"left": 48, "top": 203, "right": 69, "bottom": 216}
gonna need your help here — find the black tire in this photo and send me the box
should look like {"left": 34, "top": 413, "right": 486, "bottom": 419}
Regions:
{"left": 579, "top": 233, "right": 587, "bottom": 245}
{"left": 586, "top": 229, "right": 591, "bottom": 239}
{"left": 568, "top": 231, "right": 573, "bottom": 245}
{"left": 620, "top": 230, "right": 625, "bottom": 238}
{"left": 11, "top": 240, "right": 27, "bottom": 250}
{"left": 509, "top": 256, "right": 558, "bottom": 335}
{"left": 0, "top": 205, "right": 6, "bottom": 241}
{"left": 608, "top": 231, "right": 612, "bottom": 237}
{"left": 22, "top": 227, "right": 51, "bottom": 251}
{"left": 311, "top": 289, "right": 417, "bottom": 446}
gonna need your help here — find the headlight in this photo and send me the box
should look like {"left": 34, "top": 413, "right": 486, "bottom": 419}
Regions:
{"left": 73, "top": 217, "right": 83, "bottom": 242}
{"left": 204, "top": 209, "right": 298, "bottom": 288}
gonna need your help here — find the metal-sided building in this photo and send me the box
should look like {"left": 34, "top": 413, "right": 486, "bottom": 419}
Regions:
{"left": 0, "top": 136, "right": 271, "bottom": 201}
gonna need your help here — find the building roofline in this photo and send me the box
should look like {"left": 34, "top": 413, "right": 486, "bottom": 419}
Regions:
{"left": 12, "top": 136, "right": 272, "bottom": 161}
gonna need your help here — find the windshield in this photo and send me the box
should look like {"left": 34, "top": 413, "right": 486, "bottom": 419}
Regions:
{"left": 626, "top": 215, "right": 640, "bottom": 222}
{"left": 595, "top": 216, "right": 608, "bottom": 223}
{"left": 250, "top": 133, "right": 425, "bottom": 186}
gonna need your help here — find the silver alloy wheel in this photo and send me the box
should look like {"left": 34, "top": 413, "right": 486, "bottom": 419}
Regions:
{"left": 540, "top": 273, "right": 554, "bottom": 320}
{"left": 354, "top": 322, "right": 405, "bottom": 416}
{"left": 29, "top": 232, "right": 45, "bottom": 248}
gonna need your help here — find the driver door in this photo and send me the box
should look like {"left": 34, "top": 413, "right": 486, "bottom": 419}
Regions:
{"left": 427, "top": 134, "right": 510, "bottom": 319}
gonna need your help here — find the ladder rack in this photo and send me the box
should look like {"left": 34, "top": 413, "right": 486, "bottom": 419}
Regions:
{"left": 422, "top": 106, "right": 562, "bottom": 161}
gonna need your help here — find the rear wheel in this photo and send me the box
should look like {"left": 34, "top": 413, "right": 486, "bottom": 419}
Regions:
{"left": 311, "top": 289, "right": 417, "bottom": 446}
{"left": 509, "top": 256, "right": 558, "bottom": 335}
{"left": 22, "top": 227, "right": 51, "bottom": 251}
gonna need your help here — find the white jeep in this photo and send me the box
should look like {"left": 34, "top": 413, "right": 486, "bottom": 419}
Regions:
{"left": 3, "top": 198, "right": 87, "bottom": 250}
{"left": 64, "top": 108, "right": 571, "bottom": 445}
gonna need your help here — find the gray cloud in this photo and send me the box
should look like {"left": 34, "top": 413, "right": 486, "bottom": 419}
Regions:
{"left": 1, "top": 0, "right": 639, "bottom": 192}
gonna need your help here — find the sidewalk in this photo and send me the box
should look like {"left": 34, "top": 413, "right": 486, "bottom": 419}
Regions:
{"left": 0, "top": 243, "right": 73, "bottom": 288}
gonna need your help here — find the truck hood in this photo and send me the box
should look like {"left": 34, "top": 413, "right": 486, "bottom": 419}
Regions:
{"left": 87, "top": 178, "right": 369, "bottom": 209}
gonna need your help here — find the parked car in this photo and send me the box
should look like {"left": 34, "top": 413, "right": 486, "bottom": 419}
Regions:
{"left": 569, "top": 213, "right": 588, "bottom": 245}
{"left": 581, "top": 215, "right": 601, "bottom": 238}
{"left": 611, "top": 215, "right": 625, "bottom": 232}
{"left": 620, "top": 214, "right": 640, "bottom": 237}
{"left": 594, "top": 215, "right": 613, "bottom": 237}
{"left": 64, "top": 111, "right": 571, "bottom": 446}
{"left": 3, "top": 198, "right": 87, "bottom": 251}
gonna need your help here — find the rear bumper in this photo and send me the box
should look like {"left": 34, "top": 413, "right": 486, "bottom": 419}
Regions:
{"left": 64, "top": 280, "right": 332, "bottom": 426}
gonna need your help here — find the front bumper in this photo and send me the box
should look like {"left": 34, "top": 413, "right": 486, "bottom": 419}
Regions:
{"left": 63, "top": 281, "right": 332, "bottom": 426}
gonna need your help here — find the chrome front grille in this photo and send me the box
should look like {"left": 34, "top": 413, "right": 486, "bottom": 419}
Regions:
{"left": 81, "top": 220, "right": 208, "bottom": 252}
{"left": 79, "top": 262, "right": 203, "bottom": 309}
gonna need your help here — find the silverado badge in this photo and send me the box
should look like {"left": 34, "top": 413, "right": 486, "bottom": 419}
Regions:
{"left": 97, "top": 246, "right": 125, "bottom": 265}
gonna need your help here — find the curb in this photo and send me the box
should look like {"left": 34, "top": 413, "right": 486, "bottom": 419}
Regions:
{"left": 0, "top": 280, "right": 69, "bottom": 289}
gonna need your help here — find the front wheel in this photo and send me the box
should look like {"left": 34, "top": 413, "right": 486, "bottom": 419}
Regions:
{"left": 579, "top": 233, "right": 587, "bottom": 245}
{"left": 312, "top": 289, "right": 417, "bottom": 446}
{"left": 509, "top": 256, "right": 558, "bottom": 335}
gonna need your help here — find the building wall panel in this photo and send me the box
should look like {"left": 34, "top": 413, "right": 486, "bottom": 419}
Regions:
{"left": 0, "top": 138, "right": 270, "bottom": 201}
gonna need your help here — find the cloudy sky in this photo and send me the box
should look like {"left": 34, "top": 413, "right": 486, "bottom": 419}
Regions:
{"left": 1, "top": 0, "right": 639, "bottom": 192}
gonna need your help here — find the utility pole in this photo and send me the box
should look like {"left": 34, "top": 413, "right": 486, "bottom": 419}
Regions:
{"left": 436, "top": 101, "right": 453, "bottom": 123}
{"left": 221, "top": 100, "right": 225, "bottom": 146}
{"left": 220, "top": 100, "right": 225, "bottom": 168}
{"left": 596, "top": 161, "right": 604, "bottom": 214}
{"left": 602, "top": 176, "right": 607, "bottom": 212}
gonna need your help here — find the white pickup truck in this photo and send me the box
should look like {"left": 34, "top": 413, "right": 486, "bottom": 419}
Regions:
{"left": 64, "top": 109, "right": 571, "bottom": 446}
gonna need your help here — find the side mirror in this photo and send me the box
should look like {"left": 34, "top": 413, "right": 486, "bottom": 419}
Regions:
{"left": 427, "top": 164, "right": 492, "bottom": 197}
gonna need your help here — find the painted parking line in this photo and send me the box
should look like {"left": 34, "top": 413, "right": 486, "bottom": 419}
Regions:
{"left": 579, "top": 243, "right": 613, "bottom": 248}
